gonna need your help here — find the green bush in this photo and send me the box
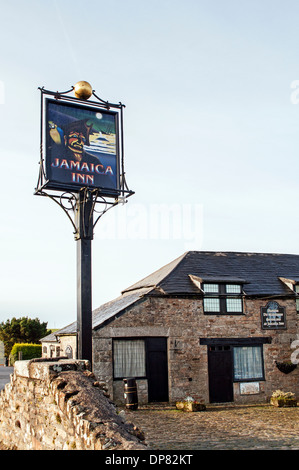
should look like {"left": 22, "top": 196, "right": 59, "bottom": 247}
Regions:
{"left": 9, "top": 343, "right": 42, "bottom": 365}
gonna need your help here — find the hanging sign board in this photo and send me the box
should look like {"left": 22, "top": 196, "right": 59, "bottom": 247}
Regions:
{"left": 261, "top": 301, "right": 286, "bottom": 330}
{"left": 43, "top": 98, "right": 120, "bottom": 195}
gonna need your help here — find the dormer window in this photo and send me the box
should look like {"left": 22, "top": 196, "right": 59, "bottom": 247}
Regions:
{"left": 278, "top": 277, "right": 299, "bottom": 313}
{"left": 203, "top": 283, "right": 243, "bottom": 314}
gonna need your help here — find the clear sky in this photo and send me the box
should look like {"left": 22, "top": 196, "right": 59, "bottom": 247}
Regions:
{"left": 1, "top": 0, "right": 299, "bottom": 328}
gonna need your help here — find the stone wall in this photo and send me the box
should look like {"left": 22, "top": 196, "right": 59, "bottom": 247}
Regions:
{"left": 0, "top": 359, "right": 146, "bottom": 450}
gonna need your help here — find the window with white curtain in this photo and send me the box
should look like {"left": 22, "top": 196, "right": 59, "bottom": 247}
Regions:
{"left": 233, "top": 346, "right": 264, "bottom": 380}
{"left": 113, "top": 339, "right": 146, "bottom": 378}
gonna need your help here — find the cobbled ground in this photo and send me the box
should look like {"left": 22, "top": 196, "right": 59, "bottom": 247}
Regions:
{"left": 122, "top": 403, "right": 299, "bottom": 450}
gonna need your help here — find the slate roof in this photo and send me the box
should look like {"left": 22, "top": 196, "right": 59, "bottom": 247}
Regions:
{"left": 48, "top": 288, "right": 151, "bottom": 336}
{"left": 122, "top": 251, "right": 299, "bottom": 297}
{"left": 55, "top": 322, "right": 77, "bottom": 336}
{"left": 92, "top": 288, "right": 152, "bottom": 329}
{"left": 43, "top": 251, "right": 299, "bottom": 338}
{"left": 40, "top": 332, "right": 58, "bottom": 343}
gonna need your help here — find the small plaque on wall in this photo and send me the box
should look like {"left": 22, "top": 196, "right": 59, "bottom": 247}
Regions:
{"left": 240, "top": 382, "right": 260, "bottom": 395}
{"left": 261, "top": 301, "right": 286, "bottom": 330}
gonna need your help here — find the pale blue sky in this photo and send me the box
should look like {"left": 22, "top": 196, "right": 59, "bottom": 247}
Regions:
{"left": 1, "top": 0, "right": 299, "bottom": 328}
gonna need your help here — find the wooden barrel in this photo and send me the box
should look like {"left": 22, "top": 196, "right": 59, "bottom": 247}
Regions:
{"left": 123, "top": 378, "right": 138, "bottom": 410}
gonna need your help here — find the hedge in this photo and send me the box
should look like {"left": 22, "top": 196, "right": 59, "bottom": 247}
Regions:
{"left": 10, "top": 343, "right": 42, "bottom": 365}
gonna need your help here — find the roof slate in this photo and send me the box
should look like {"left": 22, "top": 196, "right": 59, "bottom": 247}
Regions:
{"left": 40, "top": 332, "right": 58, "bottom": 343}
{"left": 49, "top": 288, "right": 152, "bottom": 337}
{"left": 92, "top": 288, "right": 152, "bottom": 329}
{"left": 123, "top": 251, "right": 299, "bottom": 297}
{"left": 122, "top": 253, "right": 186, "bottom": 294}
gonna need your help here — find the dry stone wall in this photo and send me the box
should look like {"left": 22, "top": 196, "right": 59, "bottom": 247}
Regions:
{"left": 0, "top": 358, "right": 145, "bottom": 450}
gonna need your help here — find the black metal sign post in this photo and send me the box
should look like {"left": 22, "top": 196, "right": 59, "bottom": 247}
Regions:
{"left": 35, "top": 82, "right": 134, "bottom": 367}
{"left": 75, "top": 190, "right": 93, "bottom": 365}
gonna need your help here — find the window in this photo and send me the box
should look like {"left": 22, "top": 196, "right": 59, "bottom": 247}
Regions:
{"left": 204, "top": 283, "right": 219, "bottom": 293}
{"left": 233, "top": 346, "right": 264, "bottom": 381}
{"left": 203, "top": 283, "right": 243, "bottom": 314}
{"left": 65, "top": 345, "right": 73, "bottom": 359}
{"left": 226, "top": 298, "right": 242, "bottom": 312}
{"left": 113, "top": 339, "right": 146, "bottom": 378}
{"left": 204, "top": 297, "right": 220, "bottom": 312}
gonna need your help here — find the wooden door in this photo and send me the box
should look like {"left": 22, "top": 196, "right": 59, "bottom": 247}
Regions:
{"left": 208, "top": 345, "right": 233, "bottom": 403}
{"left": 147, "top": 338, "right": 169, "bottom": 402}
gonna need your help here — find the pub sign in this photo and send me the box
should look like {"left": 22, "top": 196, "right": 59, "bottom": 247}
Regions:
{"left": 42, "top": 98, "right": 120, "bottom": 195}
{"left": 261, "top": 301, "right": 286, "bottom": 330}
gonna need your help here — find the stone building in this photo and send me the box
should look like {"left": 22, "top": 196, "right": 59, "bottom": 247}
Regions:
{"left": 41, "top": 251, "right": 299, "bottom": 405}
{"left": 41, "top": 325, "right": 76, "bottom": 359}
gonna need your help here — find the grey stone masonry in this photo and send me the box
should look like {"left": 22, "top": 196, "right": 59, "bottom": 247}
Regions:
{"left": 0, "top": 359, "right": 146, "bottom": 450}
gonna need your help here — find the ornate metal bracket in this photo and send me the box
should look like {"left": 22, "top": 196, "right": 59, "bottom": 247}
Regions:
{"left": 37, "top": 85, "right": 126, "bottom": 110}
{"left": 36, "top": 187, "right": 127, "bottom": 240}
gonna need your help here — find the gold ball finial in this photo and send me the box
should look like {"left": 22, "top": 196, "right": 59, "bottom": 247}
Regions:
{"left": 73, "top": 81, "right": 93, "bottom": 100}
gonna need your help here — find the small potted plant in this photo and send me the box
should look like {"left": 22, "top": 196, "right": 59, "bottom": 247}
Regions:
{"left": 175, "top": 396, "right": 206, "bottom": 412}
{"left": 270, "top": 390, "right": 297, "bottom": 407}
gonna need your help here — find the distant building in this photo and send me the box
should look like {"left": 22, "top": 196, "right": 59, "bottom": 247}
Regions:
{"left": 40, "top": 326, "right": 76, "bottom": 360}
{"left": 41, "top": 251, "right": 299, "bottom": 405}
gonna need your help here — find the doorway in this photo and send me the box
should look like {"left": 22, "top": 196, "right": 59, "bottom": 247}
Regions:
{"left": 146, "top": 337, "right": 169, "bottom": 402}
{"left": 208, "top": 345, "right": 234, "bottom": 403}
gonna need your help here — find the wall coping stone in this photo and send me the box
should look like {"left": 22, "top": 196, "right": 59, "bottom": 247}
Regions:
{"left": 14, "top": 358, "right": 90, "bottom": 381}
{"left": 0, "top": 358, "right": 146, "bottom": 450}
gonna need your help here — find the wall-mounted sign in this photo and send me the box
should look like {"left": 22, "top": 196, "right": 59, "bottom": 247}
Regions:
{"left": 240, "top": 382, "right": 260, "bottom": 395}
{"left": 261, "top": 301, "right": 286, "bottom": 330}
{"left": 43, "top": 98, "right": 120, "bottom": 195}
